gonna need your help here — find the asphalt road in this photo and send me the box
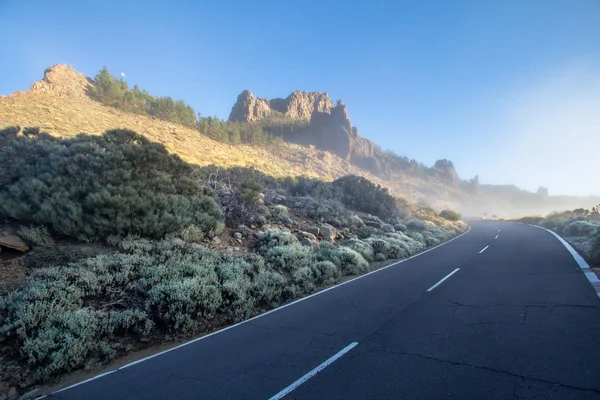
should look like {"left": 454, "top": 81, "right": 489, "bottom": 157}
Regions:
{"left": 47, "top": 221, "right": 600, "bottom": 399}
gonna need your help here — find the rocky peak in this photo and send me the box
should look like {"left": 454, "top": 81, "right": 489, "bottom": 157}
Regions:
{"left": 228, "top": 90, "right": 272, "bottom": 122}
{"left": 29, "top": 64, "right": 90, "bottom": 98}
{"left": 228, "top": 90, "right": 334, "bottom": 122}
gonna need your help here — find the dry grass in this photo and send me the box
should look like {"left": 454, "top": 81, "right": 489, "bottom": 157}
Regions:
{"left": 0, "top": 67, "right": 384, "bottom": 183}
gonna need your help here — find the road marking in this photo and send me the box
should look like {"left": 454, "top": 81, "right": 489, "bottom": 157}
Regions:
{"left": 531, "top": 224, "right": 600, "bottom": 298}
{"left": 50, "top": 370, "right": 117, "bottom": 396}
{"left": 44, "top": 226, "right": 473, "bottom": 397}
{"left": 427, "top": 268, "right": 460, "bottom": 292}
{"left": 268, "top": 342, "right": 359, "bottom": 400}
{"left": 494, "top": 235, "right": 498, "bottom": 240}
{"left": 479, "top": 245, "right": 489, "bottom": 253}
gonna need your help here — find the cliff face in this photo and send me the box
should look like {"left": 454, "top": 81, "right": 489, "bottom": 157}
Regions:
{"left": 229, "top": 90, "right": 392, "bottom": 176}
{"left": 228, "top": 90, "right": 334, "bottom": 122}
{"left": 294, "top": 100, "right": 386, "bottom": 176}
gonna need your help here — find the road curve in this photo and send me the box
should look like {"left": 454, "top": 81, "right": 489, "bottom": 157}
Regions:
{"left": 46, "top": 221, "right": 600, "bottom": 399}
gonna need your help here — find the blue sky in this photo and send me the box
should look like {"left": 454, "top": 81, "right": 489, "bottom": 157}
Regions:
{"left": 1, "top": 0, "right": 599, "bottom": 195}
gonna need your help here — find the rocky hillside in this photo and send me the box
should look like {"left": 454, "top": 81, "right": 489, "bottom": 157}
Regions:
{"left": 0, "top": 65, "right": 471, "bottom": 210}
{"left": 1, "top": 64, "right": 597, "bottom": 217}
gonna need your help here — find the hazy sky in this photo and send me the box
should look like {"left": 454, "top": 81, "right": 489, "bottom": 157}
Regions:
{"left": 1, "top": 0, "right": 598, "bottom": 195}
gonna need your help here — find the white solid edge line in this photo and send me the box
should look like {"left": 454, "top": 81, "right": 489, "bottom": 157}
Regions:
{"left": 48, "top": 226, "right": 472, "bottom": 395}
{"left": 51, "top": 370, "right": 117, "bottom": 395}
{"left": 479, "top": 245, "right": 489, "bottom": 254}
{"left": 494, "top": 235, "right": 498, "bottom": 240}
{"left": 530, "top": 224, "right": 600, "bottom": 297}
{"left": 427, "top": 268, "right": 460, "bottom": 292}
{"left": 268, "top": 342, "right": 359, "bottom": 400}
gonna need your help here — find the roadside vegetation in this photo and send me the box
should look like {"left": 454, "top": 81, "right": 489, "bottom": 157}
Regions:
{"left": 0, "top": 126, "right": 465, "bottom": 392}
{"left": 518, "top": 206, "right": 600, "bottom": 265}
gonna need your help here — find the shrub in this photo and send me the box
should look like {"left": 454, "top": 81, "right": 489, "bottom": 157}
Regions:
{"left": 563, "top": 220, "right": 600, "bottom": 236}
{"left": 331, "top": 175, "right": 398, "bottom": 220}
{"left": 590, "top": 234, "right": 600, "bottom": 265}
{"left": 256, "top": 230, "right": 299, "bottom": 255}
{"left": 336, "top": 246, "right": 370, "bottom": 275}
{"left": 406, "top": 220, "right": 428, "bottom": 231}
{"left": 363, "top": 237, "right": 391, "bottom": 260}
{"left": 394, "top": 223, "right": 407, "bottom": 232}
{"left": 0, "top": 129, "right": 224, "bottom": 240}
{"left": 251, "top": 270, "right": 286, "bottom": 305}
{"left": 343, "top": 238, "right": 374, "bottom": 261}
{"left": 313, "top": 243, "right": 369, "bottom": 275}
{"left": 271, "top": 204, "right": 288, "bottom": 216}
{"left": 311, "top": 261, "right": 340, "bottom": 285}
{"left": 262, "top": 244, "right": 312, "bottom": 273}
{"left": 439, "top": 209, "right": 461, "bottom": 221}
{"left": 292, "top": 267, "right": 316, "bottom": 294}
{"left": 215, "top": 260, "right": 255, "bottom": 321}
{"left": 23, "top": 246, "right": 92, "bottom": 269}
{"left": 17, "top": 225, "right": 54, "bottom": 247}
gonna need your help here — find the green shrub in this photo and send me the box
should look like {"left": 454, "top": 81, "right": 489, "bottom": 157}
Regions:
{"left": 439, "top": 209, "right": 461, "bottom": 221}
{"left": 23, "top": 246, "right": 92, "bottom": 269}
{"left": 363, "top": 237, "right": 391, "bottom": 260}
{"left": 590, "top": 234, "right": 600, "bottom": 265}
{"left": 262, "top": 244, "right": 312, "bottom": 273}
{"left": 331, "top": 175, "right": 398, "bottom": 220}
{"left": 563, "top": 220, "right": 600, "bottom": 236}
{"left": 256, "top": 230, "right": 299, "bottom": 255}
{"left": 406, "top": 220, "right": 428, "bottom": 231}
{"left": 343, "top": 238, "right": 374, "bottom": 261}
{"left": 0, "top": 129, "right": 224, "bottom": 240}
{"left": 336, "top": 246, "right": 370, "bottom": 275}
{"left": 394, "top": 223, "right": 407, "bottom": 232}
{"left": 251, "top": 270, "right": 286, "bottom": 305}
{"left": 311, "top": 261, "right": 340, "bottom": 285}
{"left": 17, "top": 225, "right": 54, "bottom": 247}
{"left": 312, "top": 243, "right": 369, "bottom": 275}
{"left": 292, "top": 267, "right": 316, "bottom": 294}
{"left": 216, "top": 260, "right": 255, "bottom": 320}
{"left": 271, "top": 204, "right": 288, "bottom": 216}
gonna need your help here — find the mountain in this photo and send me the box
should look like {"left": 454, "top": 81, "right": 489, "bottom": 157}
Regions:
{"left": 1, "top": 65, "right": 598, "bottom": 217}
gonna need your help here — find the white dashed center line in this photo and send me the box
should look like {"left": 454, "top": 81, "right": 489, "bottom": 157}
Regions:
{"left": 269, "top": 342, "right": 359, "bottom": 399}
{"left": 479, "top": 245, "right": 489, "bottom": 254}
{"left": 427, "top": 268, "right": 461, "bottom": 292}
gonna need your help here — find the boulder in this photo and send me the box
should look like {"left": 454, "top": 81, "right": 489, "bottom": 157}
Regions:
{"left": 301, "top": 237, "right": 320, "bottom": 251}
{"left": 299, "top": 231, "right": 317, "bottom": 241}
{"left": 233, "top": 232, "right": 243, "bottom": 241}
{"left": 211, "top": 236, "right": 222, "bottom": 246}
{"left": 303, "top": 226, "right": 320, "bottom": 237}
{"left": 320, "top": 225, "right": 336, "bottom": 242}
{"left": 0, "top": 235, "right": 29, "bottom": 252}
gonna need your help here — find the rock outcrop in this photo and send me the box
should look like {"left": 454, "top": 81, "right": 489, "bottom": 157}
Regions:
{"left": 229, "top": 90, "right": 393, "bottom": 176}
{"left": 228, "top": 90, "right": 273, "bottom": 122}
{"left": 29, "top": 64, "right": 91, "bottom": 98}
{"left": 228, "top": 90, "right": 334, "bottom": 122}
{"left": 0, "top": 235, "right": 29, "bottom": 252}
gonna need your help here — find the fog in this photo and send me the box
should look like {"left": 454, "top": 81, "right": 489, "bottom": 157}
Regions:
{"left": 481, "top": 65, "right": 600, "bottom": 197}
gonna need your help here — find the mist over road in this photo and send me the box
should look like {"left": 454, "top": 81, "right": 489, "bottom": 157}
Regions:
{"left": 48, "top": 221, "right": 600, "bottom": 400}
